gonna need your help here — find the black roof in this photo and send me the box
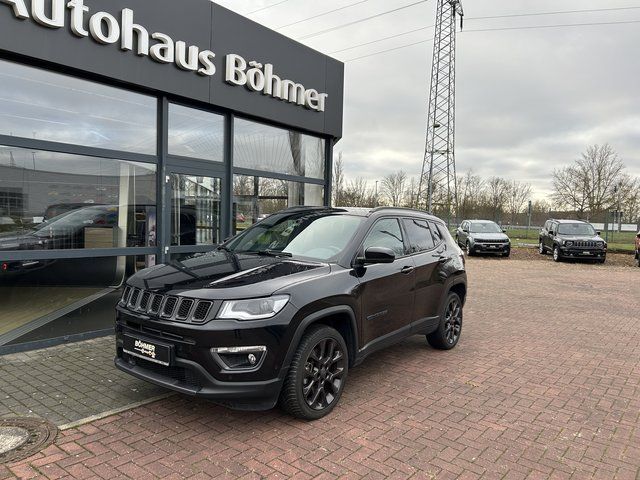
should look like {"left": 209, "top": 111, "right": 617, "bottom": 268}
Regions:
{"left": 278, "top": 206, "right": 443, "bottom": 222}
{"left": 549, "top": 219, "right": 591, "bottom": 224}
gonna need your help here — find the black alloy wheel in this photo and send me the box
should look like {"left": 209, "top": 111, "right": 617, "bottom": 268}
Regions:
{"left": 503, "top": 247, "right": 511, "bottom": 258}
{"left": 553, "top": 245, "right": 562, "bottom": 262}
{"left": 465, "top": 241, "right": 473, "bottom": 256}
{"left": 427, "top": 292, "right": 463, "bottom": 350}
{"left": 279, "top": 325, "right": 348, "bottom": 420}
{"left": 539, "top": 241, "right": 545, "bottom": 254}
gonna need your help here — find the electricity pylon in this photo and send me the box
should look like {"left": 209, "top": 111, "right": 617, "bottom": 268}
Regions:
{"left": 416, "top": 0, "right": 464, "bottom": 216}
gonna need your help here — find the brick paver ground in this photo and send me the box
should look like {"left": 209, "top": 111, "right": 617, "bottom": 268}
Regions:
{"left": 0, "top": 337, "right": 167, "bottom": 425}
{"left": 2, "top": 256, "right": 639, "bottom": 479}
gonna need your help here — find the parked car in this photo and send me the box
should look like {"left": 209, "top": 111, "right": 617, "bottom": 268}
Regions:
{"left": 115, "top": 206, "right": 467, "bottom": 420}
{"left": 539, "top": 219, "right": 607, "bottom": 263}
{"left": 635, "top": 229, "right": 640, "bottom": 267}
{"left": 455, "top": 220, "right": 510, "bottom": 257}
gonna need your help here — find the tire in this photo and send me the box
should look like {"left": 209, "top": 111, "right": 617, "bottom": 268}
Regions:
{"left": 427, "top": 292, "right": 463, "bottom": 350}
{"left": 539, "top": 241, "right": 546, "bottom": 255}
{"left": 636, "top": 252, "right": 639, "bottom": 267}
{"left": 503, "top": 248, "right": 511, "bottom": 258}
{"left": 552, "top": 245, "right": 562, "bottom": 262}
{"left": 465, "top": 241, "right": 473, "bottom": 256}
{"left": 279, "top": 325, "right": 348, "bottom": 420}
{"left": 597, "top": 256, "right": 606, "bottom": 264}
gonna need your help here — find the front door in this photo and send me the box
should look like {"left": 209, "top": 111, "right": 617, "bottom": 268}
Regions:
{"left": 357, "top": 218, "right": 415, "bottom": 348}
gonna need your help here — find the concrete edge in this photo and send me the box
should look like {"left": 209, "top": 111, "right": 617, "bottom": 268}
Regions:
{"left": 57, "top": 392, "right": 176, "bottom": 430}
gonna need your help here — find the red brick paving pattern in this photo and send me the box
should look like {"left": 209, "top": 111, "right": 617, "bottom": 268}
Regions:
{"left": 3, "top": 258, "right": 640, "bottom": 479}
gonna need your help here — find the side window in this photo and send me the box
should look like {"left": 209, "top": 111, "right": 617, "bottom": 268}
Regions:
{"left": 430, "top": 221, "right": 445, "bottom": 246}
{"left": 402, "top": 218, "right": 435, "bottom": 253}
{"left": 362, "top": 218, "right": 405, "bottom": 257}
{"left": 544, "top": 221, "right": 550, "bottom": 231}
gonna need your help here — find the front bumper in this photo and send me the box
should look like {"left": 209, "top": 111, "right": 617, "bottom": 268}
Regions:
{"left": 559, "top": 247, "right": 606, "bottom": 259}
{"left": 114, "top": 305, "right": 297, "bottom": 410}
{"left": 471, "top": 242, "right": 510, "bottom": 253}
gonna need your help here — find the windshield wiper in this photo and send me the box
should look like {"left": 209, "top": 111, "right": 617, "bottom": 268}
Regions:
{"left": 255, "top": 249, "right": 292, "bottom": 257}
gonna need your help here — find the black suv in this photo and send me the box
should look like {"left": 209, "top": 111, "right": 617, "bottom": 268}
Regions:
{"left": 539, "top": 219, "right": 607, "bottom": 263}
{"left": 455, "top": 220, "right": 511, "bottom": 257}
{"left": 115, "top": 207, "right": 467, "bottom": 419}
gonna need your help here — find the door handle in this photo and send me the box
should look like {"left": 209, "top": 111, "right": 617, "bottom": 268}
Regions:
{"left": 401, "top": 266, "right": 415, "bottom": 274}
{"left": 432, "top": 255, "right": 447, "bottom": 262}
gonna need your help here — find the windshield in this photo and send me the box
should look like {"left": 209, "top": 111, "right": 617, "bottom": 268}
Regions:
{"left": 226, "top": 212, "right": 364, "bottom": 261}
{"left": 33, "top": 206, "right": 117, "bottom": 236}
{"left": 557, "top": 223, "right": 596, "bottom": 236}
{"left": 469, "top": 222, "right": 502, "bottom": 234}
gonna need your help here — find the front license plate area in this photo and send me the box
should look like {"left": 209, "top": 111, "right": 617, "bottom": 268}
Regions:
{"left": 123, "top": 335, "right": 172, "bottom": 366}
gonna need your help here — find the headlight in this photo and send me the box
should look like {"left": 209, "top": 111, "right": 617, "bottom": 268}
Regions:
{"left": 218, "top": 295, "right": 289, "bottom": 320}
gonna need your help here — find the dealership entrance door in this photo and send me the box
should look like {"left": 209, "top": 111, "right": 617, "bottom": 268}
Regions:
{"left": 165, "top": 161, "right": 225, "bottom": 262}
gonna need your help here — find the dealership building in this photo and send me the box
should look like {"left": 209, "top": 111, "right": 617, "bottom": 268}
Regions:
{"left": 0, "top": 0, "right": 344, "bottom": 353}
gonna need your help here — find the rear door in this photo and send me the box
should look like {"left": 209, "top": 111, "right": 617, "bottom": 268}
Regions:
{"left": 357, "top": 217, "right": 416, "bottom": 347}
{"left": 401, "top": 218, "right": 444, "bottom": 325}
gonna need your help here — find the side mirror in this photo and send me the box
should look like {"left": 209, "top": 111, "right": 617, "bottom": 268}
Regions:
{"left": 462, "top": 228, "right": 468, "bottom": 233}
{"left": 356, "top": 246, "right": 396, "bottom": 266}
{"left": 502, "top": 229, "right": 507, "bottom": 233}
{"left": 596, "top": 231, "right": 601, "bottom": 236}
{"left": 636, "top": 233, "right": 640, "bottom": 238}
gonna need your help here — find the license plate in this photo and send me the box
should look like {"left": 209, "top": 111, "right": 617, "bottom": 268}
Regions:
{"left": 488, "top": 245, "right": 497, "bottom": 249}
{"left": 123, "top": 335, "right": 172, "bottom": 366}
{"left": 582, "top": 251, "right": 591, "bottom": 255}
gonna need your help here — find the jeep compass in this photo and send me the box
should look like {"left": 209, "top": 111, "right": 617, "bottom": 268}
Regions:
{"left": 115, "top": 207, "right": 467, "bottom": 420}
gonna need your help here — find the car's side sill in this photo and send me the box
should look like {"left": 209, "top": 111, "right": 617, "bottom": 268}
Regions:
{"left": 412, "top": 316, "right": 439, "bottom": 335}
{"left": 354, "top": 324, "right": 412, "bottom": 366}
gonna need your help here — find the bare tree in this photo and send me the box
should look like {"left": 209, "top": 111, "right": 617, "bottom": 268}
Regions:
{"left": 506, "top": 180, "right": 532, "bottom": 225}
{"left": 380, "top": 170, "right": 407, "bottom": 207}
{"left": 457, "top": 170, "right": 485, "bottom": 219}
{"left": 341, "top": 177, "right": 376, "bottom": 207}
{"left": 331, "top": 152, "right": 344, "bottom": 206}
{"left": 487, "top": 177, "right": 510, "bottom": 222}
{"left": 552, "top": 144, "right": 625, "bottom": 217}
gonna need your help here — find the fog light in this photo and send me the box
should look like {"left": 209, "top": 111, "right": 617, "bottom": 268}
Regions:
{"left": 211, "top": 346, "right": 266, "bottom": 370}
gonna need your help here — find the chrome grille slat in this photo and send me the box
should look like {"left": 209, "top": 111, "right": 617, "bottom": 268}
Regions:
{"left": 192, "top": 301, "right": 212, "bottom": 322}
{"left": 128, "top": 288, "right": 141, "bottom": 309}
{"left": 122, "top": 288, "right": 210, "bottom": 323}
{"left": 138, "top": 292, "right": 151, "bottom": 311}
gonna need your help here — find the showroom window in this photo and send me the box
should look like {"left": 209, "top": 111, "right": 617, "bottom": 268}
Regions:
{"left": 0, "top": 60, "right": 157, "bottom": 154}
{"left": 232, "top": 175, "right": 324, "bottom": 233}
{"left": 168, "top": 104, "right": 225, "bottom": 161}
{"left": 170, "top": 174, "right": 222, "bottom": 246}
{"left": 234, "top": 118, "right": 325, "bottom": 179}
{"left": 0, "top": 146, "right": 157, "bottom": 250}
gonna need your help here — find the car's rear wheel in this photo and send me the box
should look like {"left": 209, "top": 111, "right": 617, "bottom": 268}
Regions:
{"left": 279, "top": 325, "right": 348, "bottom": 420}
{"left": 427, "top": 292, "right": 463, "bottom": 350}
{"left": 553, "top": 245, "right": 562, "bottom": 262}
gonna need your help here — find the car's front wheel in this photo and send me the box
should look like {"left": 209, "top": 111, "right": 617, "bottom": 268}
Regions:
{"left": 553, "top": 245, "right": 562, "bottom": 262}
{"left": 636, "top": 252, "right": 640, "bottom": 267}
{"left": 465, "top": 241, "right": 473, "bottom": 256}
{"left": 279, "top": 325, "right": 348, "bottom": 420}
{"left": 427, "top": 292, "right": 463, "bottom": 350}
{"left": 539, "top": 241, "right": 545, "bottom": 254}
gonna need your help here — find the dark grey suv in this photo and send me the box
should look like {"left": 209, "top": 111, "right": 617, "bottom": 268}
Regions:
{"left": 115, "top": 207, "right": 467, "bottom": 420}
{"left": 539, "top": 219, "right": 607, "bottom": 263}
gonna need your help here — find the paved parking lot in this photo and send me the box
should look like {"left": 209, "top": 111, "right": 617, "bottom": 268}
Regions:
{"left": 2, "top": 256, "right": 639, "bottom": 479}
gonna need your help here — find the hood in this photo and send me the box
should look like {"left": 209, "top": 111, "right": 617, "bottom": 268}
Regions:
{"left": 470, "top": 232, "right": 509, "bottom": 241}
{"left": 557, "top": 234, "right": 604, "bottom": 242}
{"left": 127, "top": 250, "right": 330, "bottom": 299}
{"left": 0, "top": 231, "right": 43, "bottom": 250}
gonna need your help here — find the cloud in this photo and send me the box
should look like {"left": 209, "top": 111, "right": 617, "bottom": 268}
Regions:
{"left": 216, "top": 0, "right": 640, "bottom": 198}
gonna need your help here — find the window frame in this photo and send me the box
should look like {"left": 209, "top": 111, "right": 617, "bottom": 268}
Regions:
{"left": 358, "top": 216, "right": 408, "bottom": 260}
{"left": 401, "top": 217, "right": 437, "bottom": 255}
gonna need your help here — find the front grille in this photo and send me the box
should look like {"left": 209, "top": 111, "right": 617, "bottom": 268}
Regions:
{"left": 192, "top": 301, "right": 212, "bottom": 322}
{"left": 149, "top": 294, "right": 163, "bottom": 314}
{"left": 176, "top": 299, "right": 194, "bottom": 320}
{"left": 124, "top": 353, "right": 202, "bottom": 390}
{"left": 139, "top": 291, "right": 151, "bottom": 311}
{"left": 128, "top": 288, "right": 141, "bottom": 308}
{"left": 162, "top": 297, "right": 178, "bottom": 318}
{"left": 572, "top": 240, "right": 599, "bottom": 248}
{"left": 120, "top": 287, "right": 214, "bottom": 323}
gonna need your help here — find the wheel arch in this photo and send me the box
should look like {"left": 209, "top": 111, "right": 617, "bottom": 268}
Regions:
{"left": 282, "top": 306, "right": 358, "bottom": 373}
{"left": 449, "top": 282, "right": 467, "bottom": 306}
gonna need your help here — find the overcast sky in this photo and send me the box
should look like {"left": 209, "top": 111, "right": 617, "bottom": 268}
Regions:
{"left": 216, "top": 0, "right": 640, "bottom": 198}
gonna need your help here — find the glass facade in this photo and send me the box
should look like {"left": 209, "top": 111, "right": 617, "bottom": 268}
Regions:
{"left": 0, "top": 60, "right": 330, "bottom": 353}
{"left": 234, "top": 118, "right": 325, "bottom": 179}
{"left": 232, "top": 175, "right": 324, "bottom": 233}
{"left": 0, "top": 146, "right": 157, "bottom": 250}
{"left": 168, "top": 104, "right": 224, "bottom": 161}
{"left": 0, "top": 60, "right": 157, "bottom": 154}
